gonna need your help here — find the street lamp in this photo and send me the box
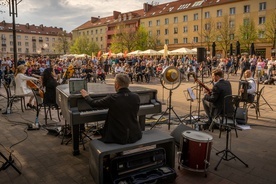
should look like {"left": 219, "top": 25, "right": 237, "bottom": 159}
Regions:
{"left": 8, "top": 0, "right": 22, "bottom": 68}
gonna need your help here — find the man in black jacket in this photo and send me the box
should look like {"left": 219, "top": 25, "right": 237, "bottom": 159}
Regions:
{"left": 80, "top": 73, "right": 142, "bottom": 144}
{"left": 202, "top": 69, "right": 233, "bottom": 127}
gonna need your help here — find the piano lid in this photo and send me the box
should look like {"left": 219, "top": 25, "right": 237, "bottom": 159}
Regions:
{"left": 56, "top": 83, "right": 157, "bottom": 99}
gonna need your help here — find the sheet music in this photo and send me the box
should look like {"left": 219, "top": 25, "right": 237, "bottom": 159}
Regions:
{"left": 187, "top": 88, "right": 196, "bottom": 101}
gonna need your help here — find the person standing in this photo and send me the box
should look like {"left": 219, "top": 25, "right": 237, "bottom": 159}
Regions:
{"left": 239, "top": 70, "right": 256, "bottom": 103}
{"left": 239, "top": 55, "right": 251, "bottom": 80}
{"left": 80, "top": 73, "right": 142, "bottom": 144}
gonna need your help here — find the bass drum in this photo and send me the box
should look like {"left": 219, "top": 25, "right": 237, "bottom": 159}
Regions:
{"left": 180, "top": 130, "right": 213, "bottom": 172}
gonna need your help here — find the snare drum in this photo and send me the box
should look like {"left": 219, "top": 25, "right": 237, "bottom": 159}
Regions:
{"left": 180, "top": 130, "right": 213, "bottom": 172}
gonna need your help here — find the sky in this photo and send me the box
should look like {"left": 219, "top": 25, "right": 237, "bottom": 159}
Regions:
{"left": 0, "top": 0, "right": 169, "bottom": 32}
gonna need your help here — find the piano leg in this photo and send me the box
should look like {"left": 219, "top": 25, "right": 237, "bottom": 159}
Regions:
{"left": 138, "top": 115, "right": 146, "bottom": 131}
{"left": 72, "top": 124, "right": 80, "bottom": 156}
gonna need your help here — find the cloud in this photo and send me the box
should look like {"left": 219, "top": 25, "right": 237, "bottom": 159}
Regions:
{"left": 0, "top": 0, "right": 169, "bottom": 32}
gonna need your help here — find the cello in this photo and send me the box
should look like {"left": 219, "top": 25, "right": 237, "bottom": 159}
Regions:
{"left": 27, "top": 80, "right": 44, "bottom": 98}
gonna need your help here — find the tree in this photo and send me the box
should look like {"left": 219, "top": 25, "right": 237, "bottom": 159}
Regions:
{"left": 199, "top": 18, "right": 216, "bottom": 52}
{"left": 110, "top": 23, "right": 137, "bottom": 53}
{"left": 54, "top": 31, "right": 71, "bottom": 54}
{"left": 264, "top": 11, "right": 276, "bottom": 49}
{"left": 215, "top": 16, "right": 235, "bottom": 57}
{"left": 70, "top": 36, "right": 99, "bottom": 55}
{"left": 237, "top": 17, "right": 258, "bottom": 53}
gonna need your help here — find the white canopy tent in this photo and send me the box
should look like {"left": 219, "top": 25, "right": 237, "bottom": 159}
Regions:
{"left": 127, "top": 50, "right": 142, "bottom": 56}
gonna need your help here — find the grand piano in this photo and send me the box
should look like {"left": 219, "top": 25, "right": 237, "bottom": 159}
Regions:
{"left": 56, "top": 83, "right": 162, "bottom": 155}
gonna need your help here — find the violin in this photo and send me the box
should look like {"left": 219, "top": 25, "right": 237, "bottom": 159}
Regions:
{"left": 27, "top": 80, "right": 44, "bottom": 98}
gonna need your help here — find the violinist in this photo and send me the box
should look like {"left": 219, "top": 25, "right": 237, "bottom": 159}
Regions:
{"left": 202, "top": 69, "right": 232, "bottom": 129}
{"left": 14, "top": 65, "right": 39, "bottom": 109}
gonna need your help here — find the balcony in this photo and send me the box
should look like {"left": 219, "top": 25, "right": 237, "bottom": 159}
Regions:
{"left": 39, "top": 39, "right": 43, "bottom": 42}
{"left": 32, "top": 38, "right": 36, "bottom": 42}
{"left": 2, "top": 44, "right": 6, "bottom": 47}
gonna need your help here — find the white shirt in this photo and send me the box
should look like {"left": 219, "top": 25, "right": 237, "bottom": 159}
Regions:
{"left": 14, "top": 73, "right": 38, "bottom": 96}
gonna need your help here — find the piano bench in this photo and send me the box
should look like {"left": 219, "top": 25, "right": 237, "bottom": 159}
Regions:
{"left": 88, "top": 129, "right": 175, "bottom": 184}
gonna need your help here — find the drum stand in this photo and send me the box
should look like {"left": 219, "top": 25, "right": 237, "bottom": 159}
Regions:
{"left": 214, "top": 125, "right": 248, "bottom": 170}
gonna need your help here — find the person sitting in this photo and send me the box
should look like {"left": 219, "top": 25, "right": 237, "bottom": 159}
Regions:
{"left": 239, "top": 70, "right": 256, "bottom": 104}
{"left": 202, "top": 69, "right": 233, "bottom": 129}
{"left": 80, "top": 73, "right": 142, "bottom": 144}
{"left": 96, "top": 66, "right": 106, "bottom": 82}
{"left": 3, "top": 65, "right": 14, "bottom": 86}
{"left": 14, "top": 65, "right": 39, "bottom": 109}
{"left": 42, "top": 68, "right": 58, "bottom": 107}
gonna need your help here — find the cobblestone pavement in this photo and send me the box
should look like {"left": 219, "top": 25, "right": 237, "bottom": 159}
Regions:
{"left": 0, "top": 72, "right": 275, "bottom": 184}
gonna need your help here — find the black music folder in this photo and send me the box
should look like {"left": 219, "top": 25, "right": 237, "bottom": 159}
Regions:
{"left": 69, "top": 78, "right": 87, "bottom": 94}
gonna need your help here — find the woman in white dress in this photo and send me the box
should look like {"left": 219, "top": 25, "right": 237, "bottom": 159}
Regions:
{"left": 14, "top": 65, "right": 39, "bottom": 108}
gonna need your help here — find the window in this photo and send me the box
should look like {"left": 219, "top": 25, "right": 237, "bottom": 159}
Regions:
{"left": 229, "top": 34, "right": 235, "bottom": 40}
{"left": 91, "top": 30, "right": 93, "bottom": 34}
{"left": 10, "top": 41, "right": 13, "bottom": 45}
{"left": 259, "top": 17, "right": 265, "bottom": 24}
{"left": 229, "top": 20, "right": 235, "bottom": 28}
{"left": 217, "top": 9, "right": 222, "bottom": 17}
{"left": 156, "top": 30, "right": 160, "bottom": 35}
{"left": 52, "top": 38, "right": 55, "bottom": 41}
{"left": 183, "top": 26, "right": 188, "bottom": 33}
{"left": 244, "top": 5, "right": 250, "bottom": 13}
{"left": 193, "top": 37, "right": 198, "bottom": 43}
{"left": 258, "top": 30, "right": 265, "bottom": 38}
{"left": 10, "top": 48, "right": 13, "bottom": 52}
{"left": 17, "top": 35, "right": 21, "bottom": 40}
{"left": 100, "top": 37, "right": 103, "bottom": 41}
{"left": 18, "top": 42, "right": 21, "bottom": 46}
{"left": 174, "top": 27, "right": 178, "bottom": 34}
{"left": 149, "top": 31, "right": 152, "bottom": 36}
{"left": 96, "top": 37, "right": 98, "bottom": 41}
{"left": 205, "top": 11, "right": 210, "bottom": 19}
{"left": 204, "top": 36, "right": 209, "bottom": 42}
{"left": 230, "top": 7, "right": 235, "bottom": 15}
{"left": 95, "top": 29, "right": 98, "bottom": 34}
{"left": 165, "top": 39, "right": 169, "bottom": 45}
{"left": 9, "top": 35, "right": 13, "bottom": 39}
{"left": 174, "top": 17, "right": 178, "bottom": 23}
{"left": 165, "top": 18, "right": 169, "bottom": 25}
{"left": 100, "top": 29, "right": 102, "bottom": 33}
{"left": 217, "top": 22, "right": 222, "bottom": 29}
{"left": 174, "top": 38, "right": 178, "bottom": 44}
{"left": 87, "top": 31, "right": 89, "bottom": 35}
{"left": 157, "top": 40, "right": 161, "bottom": 46}
{"left": 148, "top": 21, "right": 152, "bottom": 27}
{"left": 24, "top": 36, "right": 28, "bottom": 40}
{"left": 165, "top": 29, "right": 169, "bottom": 35}
{"left": 183, "top": 37, "right": 188, "bottom": 44}
{"left": 243, "top": 18, "right": 249, "bottom": 25}
{"left": 194, "top": 13, "right": 198, "bottom": 20}
{"left": 259, "top": 2, "right": 266, "bottom": 11}
{"left": 183, "top": 15, "right": 188, "bottom": 22}
{"left": 156, "top": 20, "right": 160, "bottom": 26}
{"left": 194, "top": 25, "right": 199, "bottom": 32}
{"left": 18, "top": 48, "right": 22, "bottom": 52}
{"left": 204, "top": 23, "right": 210, "bottom": 30}
{"left": 25, "top": 42, "right": 29, "bottom": 47}
{"left": 45, "top": 37, "right": 49, "bottom": 41}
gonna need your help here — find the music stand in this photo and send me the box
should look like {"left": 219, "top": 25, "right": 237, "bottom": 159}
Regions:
{"left": 183, "top": 88, "right": 198, "bottom": 128}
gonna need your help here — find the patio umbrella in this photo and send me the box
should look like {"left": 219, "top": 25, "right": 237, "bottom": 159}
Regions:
{"left": 235, "top": 41, "right": 241, "bottom": 56}
{"left": 163, "top": 44, "right": 168, "bottom": 58}
{"left": 127, "top": 50, "right": 141, "bottom": 56}
{"left": 230, "top": 43, "right": 233, "bottom": 56}
{"left": 140, "top": 49, "right": 162, "bottom": 56}
{"left": 169, "top": 47, "right": 195, "bottom": 55}
{"left": 212, "top": 42, "right": 216, "bottom": 57}
{"left": 250, "top": 43, "right": 255, "bottom": 55}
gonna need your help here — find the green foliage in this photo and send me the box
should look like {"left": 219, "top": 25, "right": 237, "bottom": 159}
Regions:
{"left": 70, "top": 36, "right": 100, "bottom": 55}
{"left": 237, "top": 17, "right": 258, "bottom": 53}
{"left": 263, "top": 11, "right": 276, "bottom": 48}
{"left": 54, "top": 31, "right": 70, "bottom": 54}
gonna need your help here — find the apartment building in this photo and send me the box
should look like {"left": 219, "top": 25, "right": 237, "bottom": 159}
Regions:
{"left": 0, "top": 21, "right": 71, "bottom": 59}
{"left": 73, "top": 0, "right": 276, "bottom": 58}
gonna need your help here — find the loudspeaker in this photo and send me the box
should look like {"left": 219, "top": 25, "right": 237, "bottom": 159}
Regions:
{"left": 170, "top": 124, "right": 193, "bottom": 147}
{"left": 197, "top": 47, "right": 206, "bottom": 63}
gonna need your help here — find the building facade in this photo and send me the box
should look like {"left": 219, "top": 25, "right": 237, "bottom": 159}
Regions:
{"left": 73, "top": 0, "right": 276, "bottom": 58}
{"left": 0, "top": 21, "right": 71, "bottom": 59}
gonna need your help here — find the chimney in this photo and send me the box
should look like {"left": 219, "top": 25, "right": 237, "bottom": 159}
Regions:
{"left": 113, "top": 11, "right": 121, "bottom": 19}
{"left": 143, "top": 3, "right": 153, "bottom": 12}
{"left": 26, "top": 23, "right": 29, "bottom": 29}
{"left": 91, "top": 16, "right": 99, "bottom": 23}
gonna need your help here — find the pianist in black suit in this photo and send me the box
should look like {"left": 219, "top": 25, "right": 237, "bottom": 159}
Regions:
{"left": 80, "top": 73, "right": 142, "bottom": 144}
{"left": 202, "top": 69, "right": 233, "bottom": 128}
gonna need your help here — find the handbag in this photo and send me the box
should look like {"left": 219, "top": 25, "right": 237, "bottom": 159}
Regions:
{"left": 235, "top": 107, "right": 248, "bottom": 125}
